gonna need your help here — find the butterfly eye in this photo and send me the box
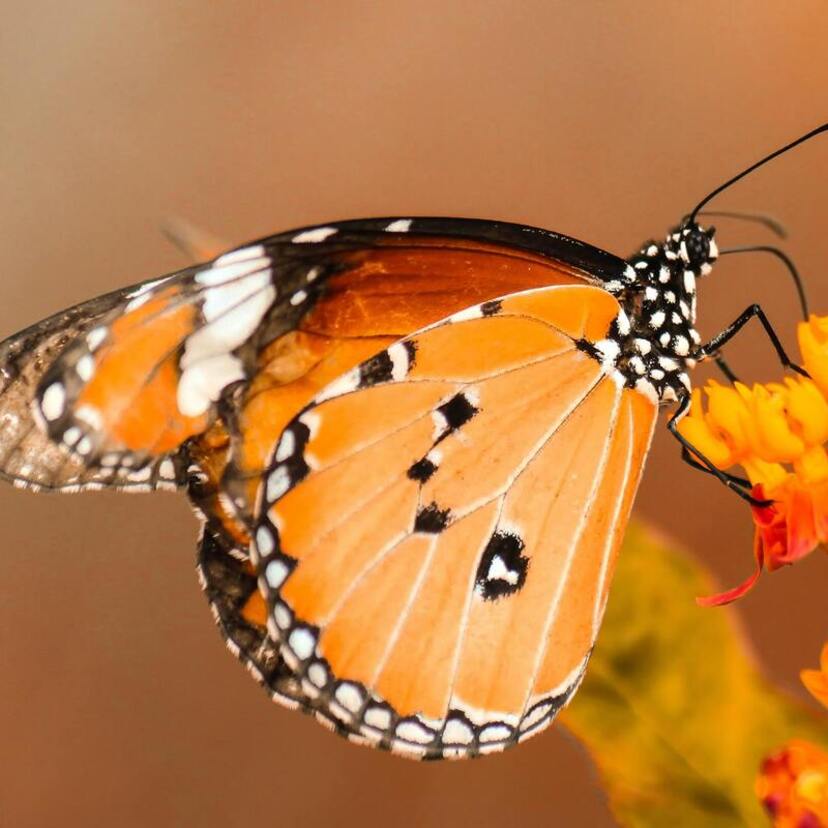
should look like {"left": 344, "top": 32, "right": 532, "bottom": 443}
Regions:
{"left": 681, "top": 227, "right": 712, "bottom": 268}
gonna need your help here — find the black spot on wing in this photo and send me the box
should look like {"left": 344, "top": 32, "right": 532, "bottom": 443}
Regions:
{"left": 359, "top": 350, "right": 394, "bottom": 386}
{"left": 476, "top": 531, "right": 529, "bottom": 600}
{"left": 480, "top": 299, "right": 502, "bottom": 317}
{"left": 358, "top": 340, "right": 417, "bottom": 387}
{"left": 435, "top": 392, "right": 478, "bottom": 441}
{"left": 414, "top": 502, "right": 451, "bottom": 533}
{"left": 407, "top": 455, "right": 437, "bottom": 483}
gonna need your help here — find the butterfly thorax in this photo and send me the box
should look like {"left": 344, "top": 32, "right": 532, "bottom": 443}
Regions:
{"left": 587, "top": 222, "right": 718, "bottom": 405}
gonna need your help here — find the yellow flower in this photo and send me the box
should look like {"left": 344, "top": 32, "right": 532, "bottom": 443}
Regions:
{"left": 800, "top": 314, "right": 828, "bottom": 396}
{"left": 680, "top": 315, "right": 828, "bottom": 604}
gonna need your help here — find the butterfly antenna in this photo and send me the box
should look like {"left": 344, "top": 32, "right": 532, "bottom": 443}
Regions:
{"left": 690, "top": 123, "right": 828, "bottom": 221}
{"left": 160, "top": 216, "right": 228, "bottom": 263}
{"left": 696, "top": 210, "right": 787, "bottom": 239}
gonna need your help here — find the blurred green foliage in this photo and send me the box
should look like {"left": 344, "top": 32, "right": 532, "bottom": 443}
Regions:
{"left": 560, "top": 522, "right": 828, "bottom": 827}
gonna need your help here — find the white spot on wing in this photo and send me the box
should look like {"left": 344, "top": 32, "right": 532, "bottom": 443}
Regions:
{"left": 387, "top": 342, "right": 411, "bottom": 381}
{"left": 76, "top": 354, "right": 95, "bottom": 382}
{"left": 480, "top": 724, "right": 512, "bottom": 743}
{"left": 431, "top": 409, "right": 449, "bottom": 440}
{"left": 289, "top": 627, "right": 316, "bottom": 660}
{"left": 273, "top": 603, "right": 291, "bottom": 630}
{"left": 74, "top": 405, "right": 103, "bottom": 430}
{"left": 265, "top": 558, "right": 290, "bottom": 588}
{"left": 177, "top": 354, "right": 245, "bottom": 417}
{"left": 486, "top": 555, "right": 519, "bottom": 585}
{"left": 62, "top": 426, "right": 81, "bottom": 447}
{"left": 275, "top": 430, "right": 295, "bottom": 462}
{"left": 364, "top": 706, "right": 391, "bottom": 730}
{"left": 297, "top": 411, "right": 320, "bottom": 437}
{"left": 124, "top": 292, "right": 152, "bottom": 312}
{"left": 443, "top": 718, "right": 474, "bottom": 744}
{"left": 450, "top": 305, "right": 484, "bottom": 322}
{"left": 86, "top": 327, "right": 107, "bottom": 351}
{"left": 292, "top": 227, "right": 337, "bottom": 244}
{"left": 267, "top": 466, "right": 291, "bottom": 502}
{"left": 126, "top": 276, "right": 171, "bottom": 300}
{"left": 520, "top": 703, "right": 552, "bottom": 732}
{"left": 385, "top": 219, "right": 412, "bottom": 233}
{"left": 256, "top": 525, "right": 275, "bottom": 556}
{"left": 308, "top": 662, "right": 328, "bottom": 689}
{"left": 395, "top": 721, "right": 434, "bottom": 744}
{"left": 316, "top": 368, "right": 360, "bottom": 403}
{"left": 128, "top": 466, "right": 152, "bottom": 483}
{"left": 213, "top": 245, "right": 265, "bottom": 266}
{"left": 335, "top": 683, "right": 363, "bottom": 713}
{"left": 40, "top": 383, "right": 66, "bottom": 421}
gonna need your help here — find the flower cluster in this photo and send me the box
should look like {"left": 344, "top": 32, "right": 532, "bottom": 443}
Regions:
{"left": 757, "top": 740, "right": 828, "bottom": 827}
{"left": 758, "top": 644, "right": 828, "bottom": 827}
{"left": 679, "top": 315, "right": 828, "bottom": 605}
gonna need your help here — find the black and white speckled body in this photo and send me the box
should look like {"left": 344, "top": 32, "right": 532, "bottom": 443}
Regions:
{"left": 587, "top": 222, "right": 719, "bottom": 404}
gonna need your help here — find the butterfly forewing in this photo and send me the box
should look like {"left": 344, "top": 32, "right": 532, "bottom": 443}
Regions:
{"left": 197, "top": 218, "right": 623, "bottom": 536}
{"left": 251, "top": 283, "right": 657, "bottom": 758}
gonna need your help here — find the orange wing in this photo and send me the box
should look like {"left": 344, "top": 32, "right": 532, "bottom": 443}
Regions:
{"left": 251, "top": 284, "right": 657, "bottom": 758}
{"left": 188, "top": 223, "right": 612, "bottom": 541}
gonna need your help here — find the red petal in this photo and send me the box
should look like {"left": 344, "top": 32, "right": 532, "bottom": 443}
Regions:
{"left": 697, "top": 532, "right": 766, "bottom": 607}
{"left": 778, "top": 485, "right": 819, "bottom": 565}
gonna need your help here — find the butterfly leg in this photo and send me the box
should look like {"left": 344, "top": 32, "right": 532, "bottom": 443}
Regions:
{"left": 680, "top": 447, "right": 750, "bottom": 487}
{"left": 694, "top": 304, "right": 809, "bottom": 378}
{"left": 667, "top": 392, "right": 770, "bottom": 507}
{"left": 719, "top": 245, "right": 809, "bottom": 319}
{"left": 712, "top": 355, "right": 740, "bottom": 384}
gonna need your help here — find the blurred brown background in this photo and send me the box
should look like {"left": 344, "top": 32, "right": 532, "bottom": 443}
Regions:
{"left": 2, "top": 3, "right": 828, "bottom": 826}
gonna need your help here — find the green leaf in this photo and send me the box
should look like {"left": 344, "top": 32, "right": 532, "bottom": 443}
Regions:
{"left": 559, "top": 521, "right": 828, "bottom": 827}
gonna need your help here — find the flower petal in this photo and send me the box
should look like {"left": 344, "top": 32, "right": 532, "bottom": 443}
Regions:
{"left": 801, "top": 668, "right": 828, "bottom": 710}
{"left": 696, "top": 529, "right": 765, "bottom": 607}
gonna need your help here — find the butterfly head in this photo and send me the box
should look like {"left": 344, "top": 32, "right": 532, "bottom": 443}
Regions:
{"left": 675, "top": 221, "right": 719, "bottom": 277}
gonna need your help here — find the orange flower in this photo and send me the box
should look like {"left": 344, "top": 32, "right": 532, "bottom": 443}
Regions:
{"left": 757, "top": 739, "right": 828, "bottom": 827}
{"left": 681, "top": 314, "right": 828, "bottom": 605}
{"left": 802, "top": 644, "right": 828, "bottom": 710}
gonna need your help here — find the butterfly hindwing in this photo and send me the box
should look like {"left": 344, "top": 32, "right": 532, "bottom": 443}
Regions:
{"left": 1, "top": 236, "right": 337, "bottom": 490}
{"left": 0, "top": 283, "right": 186, "bottom": 491}
{"left": 251, "top": 284, "right": 658, "bottom": 758}
{"left": 197, "top": 520, "right": 310, "bottom": 707}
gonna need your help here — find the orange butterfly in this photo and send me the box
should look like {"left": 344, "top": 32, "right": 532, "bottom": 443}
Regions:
{"left": 0, "top": 126, "right": 823, "bottom": 759}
